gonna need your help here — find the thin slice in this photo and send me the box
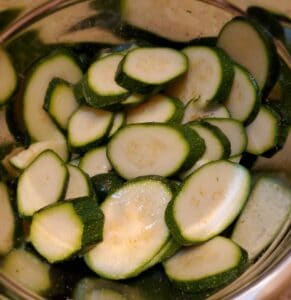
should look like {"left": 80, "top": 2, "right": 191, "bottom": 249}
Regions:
{"left": 68, "top": 106, "right": 113, "bottom": 153}
{"left": 30, "top": 197, "right": 104, "bottom": 263}
{"left": 163, "top": 236, "right": 247, "bottom": 293}
{"left": 17, "top": 150, "right": 68, "bottom": 217}
{"left": 231, "top": 175, "right": 291, "bottom": 260}
{"left": 116, "top": 47, "right": 188, "bottom": 94}
{"left": 122, "top": 94, "right": 146, "bottom": 107}
{"left": 85, "top": 177, "right": 173, "bottom": 279}
{"left": 65, "top": 165, "right": 92, "bottom": 200}
{"left": 44, "top": 78, "right": 79, "bottom": 130}
{"left": 79, "top": 146, "right": 112, "bottom": 177}
{"left": 225, "top": 64, "right": 260, "bottom": 124}
{"left": 23, "top": 50, "right": 82, "bottom": 142}
{"left": 107, "top": 123, "right": 205, "bottom": 179}
{"left": 109, "top": 112, "right": 126, "bottom": 137}
{"left": 166, "top": 160, "right": 250, "bottom": 244}
{"left": 168, "top": 46, "right": 234, "bottom": 106}
{"left": 9, "top": 140, "right": 69, "bottom": 170}
{"left": 126, "top": 94, "right": 184, "bottom": 124}
{"left": 205, "top": 118, "right": 247, "bottom": 156}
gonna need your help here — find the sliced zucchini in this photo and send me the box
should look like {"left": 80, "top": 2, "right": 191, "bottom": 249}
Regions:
{"left": 167, "top": 46, "right": 234, "bottom": 106}
{"left": 65, "top": 165, "right": 92, "bottom": 200}
{"left": 82, "top": 54, "right": 130, "bottom": 108}
{"left": 225, "top": 64, "right": 260, "bottom": 124}
{"left": 0, "top": 182, "right": 15, "bottom": 255}
{"left": 79, "top": 146, "right": 112, "bottom": 177}
{"left": 231, "top": 175, "right": 291, "bottom": 260}
{"left": 182, "top": 98, "right": 230, "bottom": 124}
{"left": 9, "top": 140, "right": 69, "bottom": 170}
{"left": 30, "top": 197, "right": 104, "bottom": 263}
{"left": 217, "top": 16, "right": 279, "bottom": 98}
{"left": 107, "top": 123, "right": 205, "bottom": 179}
{"left": 126, "top": 94, "right": 184, "bottom": 124}
{"left": 229, "top": 155, "right": 242, "bottom": 163}
{"left": 91, "top": 172, "right": 124, "bottom": 202}
{"left": 246, "top": 105, "right": 280, "bottom": 155}
{"left": 163, "top": 236, "right": 248, "bottom": 293}
{"left": 166, "top": 160, "right": 250, "bottom": 244}
{"left": 0, "top": 147, "right": 23, "bottom": 180}
{"left": 109, "top": 112, "right": 126, "bottom": 137}
{"left": 85, "top": 176, "right": 173, "bottom": 279}
{"left": 68, "top": 106, "right": 113, "bottom": 153}
{"left": 205, "top": 118, "right": 247, "bottom": 156}
{"left": 0, "top": 47, "right": 17, "bottom": 105}
{"left": 0, "top": 108, "right": 16, "bottom": 154}
{"left": 122, "top": 94, "right": 146, "bottom": 107}
{"left": 180, "top": 122, "right": 231, "bottom": 178}
{"left": 0, "top": 248, "right": 51, "bottom": 294}
{"left": 44, "top": 78, "right": 79, "bottom": 131}
{"left": 116, "top": 47, "right": 188, "bottom": 94}
{"left": 23, "top": 50, "right": 82, "bottom": 142}
{"left": 17, "top": 150, "right": 68, "bottom": 217}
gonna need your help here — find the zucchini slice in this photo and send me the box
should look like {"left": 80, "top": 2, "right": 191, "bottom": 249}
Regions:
{"left": 231, "top": 175, "right": 291, "bottom": 260}
{"left": 9, "top": 140, "right": 69, "bottom": 170}
{"left": 23, "top": 50, "right": 82, "bottom": 142}
{"left": 205, "top": 118, "right": 247, "bottom": 157}
{"left": 0, "top": 47, "right": 17, "bottom": 105}
{"left": 217, "top": 16, "right": 279, "bottom": 98}
{"left": 68, "top": 106, "right": 113, "bottom": 153}
{"left": 225, "top": 64, "right": 260, "bottom": 124}
{"left": 182, "top": 98, "right": 230, "bottom": 124}
{"left": 166, "top": 160, "right": 250, "bottom": 244}
{"left": 116, "top": 47, "right": 188, "bottom": 94}
{"left": 30, "top": 197, "right": 104, "bottom": 263}
{"left": 0, "top": 182, "right": 15, "bottom": 255}
{"left": 126, "top": 94, "right": 184, "bottom": 124}
{"left": 0, "top": 248, "right": 51, "bottom": 294}
{"left": 246, "top": 105, "right": 280, "bottom": 155}
{"left": 0, "top": 108, "right": 16, "bottom": 155}
{"left": 91, "top": 172, "right": 124, "bottom": 202}
{"left": 108, "top": 112, "right": 126, "bottom": 137}
{"left": 44, "top": 78, "right": 79, "bottom": 131}
{"left": 180, "top": 122, "right": 230, "bottom": 178}
{"left": 17, "top": 150, "right": 68, "bottom": 217}
{"left": 107, "top": 123, "right": 205, "bottom": 179}
{"left": 167, "top": 46, "right": 234, "bottom": 106}
{"left": 163, "top": 236, "right": 248, "bottom": 293}
{"left": 82, "top": 54, "right": 130, "bottom": 108}
{"left": 85, "top": 177, "right": 173, "bottom": 279}
{"left": 79, "top": 146, "right": 112, "bottom": 177}
{"left": 65, "top": 165, "right": 92, "bottom": 200}
{"left": 121, "top": 94, "right": 146, "bottom": 108}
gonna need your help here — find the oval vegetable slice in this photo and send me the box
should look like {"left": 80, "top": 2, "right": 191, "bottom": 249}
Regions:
{"left": 166, "top": 160, "right": 250, "bottom": 244}
{"left": 107, "top": 123, "right": 205, "bottom": 179}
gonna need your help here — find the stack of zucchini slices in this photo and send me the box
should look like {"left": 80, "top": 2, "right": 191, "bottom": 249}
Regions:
{"left": 1, "top": 12, "right": 291, "bottom": 298}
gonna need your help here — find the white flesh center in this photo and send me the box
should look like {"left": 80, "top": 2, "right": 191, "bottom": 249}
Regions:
{"left": 124, "top": 48, "right": 186, "bottom": 84}
{"left": 69, "top": 106, "right": 112, "bottom": 146}
{"left": 10, "top": 140, "right": 68, "bottom": 169}
{"left": 218, "top": 20, "right": 268, "bottom": 89}
{"left": 127, "top": 95, "right": 175, "bottom": 124}
{"left": 86, "top": 180, "right": 172, "bottom": 278}
{"left": 24, "top": 54, "right": 82, "bottom": 141}
{"left": 109, "top": 125, "right": 189, "bottom": 179}
{"left": 207, "top": 119, "right": 246, "bottom": 156}
{"left": 232, "top": 177, "right": 291, "bottom": 260}
{"left": 65, "top": 165, "right": 89, "bottom": 199}
{"left": 164, "top": 236, "right": 240, "bottom": 280}
{"left": 246, "top": 106, "right": 277, "bottom": 154}
{"left": 168, "top": 47, "right": 221, "bottom": 105}
{"left": 17, "top": 151, "right": 67, "bottom": 215}
{"left": 88, "top": 54, "right": 127, "bottom": 95}
{"left": 0, "top": 48, "right": 16, "bottom": 103}
{"left": 79, "top": 146, "right": 112, "bottom": 177}
{"left": 175, "top": 160, "right": 249, "bottom": 241}
{"left": 30, "top": 203, "right": 82, "bottom": 262}
{"left": 225, "top": 66, "right": 257, "bottom": 121}
{"left": 0, "top": 182, "right": 14, "bottom": 255}
{"left": 50, "top": 83, "right": 79, "bottom": 129}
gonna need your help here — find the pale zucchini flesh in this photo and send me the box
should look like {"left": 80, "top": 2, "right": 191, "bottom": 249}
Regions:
{"left": 108, "top": 112, "right": 126, "bottom": 137}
